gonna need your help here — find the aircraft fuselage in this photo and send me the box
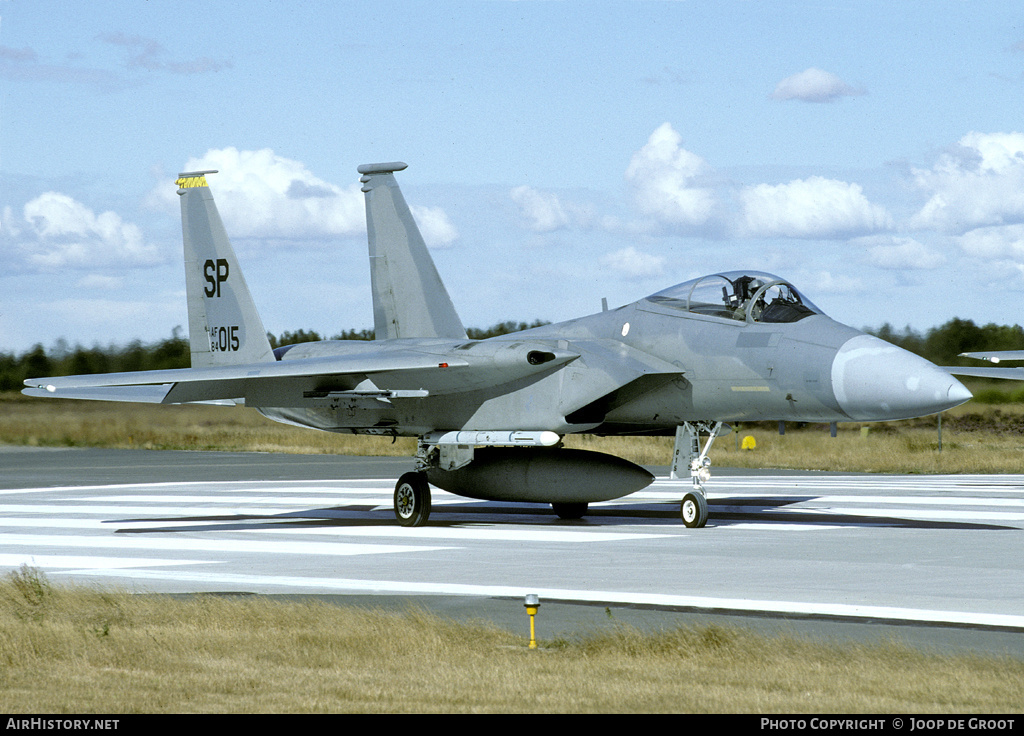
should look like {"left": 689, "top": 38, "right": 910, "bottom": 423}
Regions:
{"left": 256, "top": 292, "right": 964, "bottom": 438}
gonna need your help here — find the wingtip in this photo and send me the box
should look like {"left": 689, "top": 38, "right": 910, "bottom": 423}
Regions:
{"left": 357, "top": 162, "right": 409, "bottom": 175}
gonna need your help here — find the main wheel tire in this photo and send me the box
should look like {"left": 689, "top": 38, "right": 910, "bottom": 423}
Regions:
{"left": 551, "top": 502, "right": 588, "bottom": 520}
{"left": 394, "top": 472, "right": 431, "bottom": 527}
{"left": 680, "top": 492, "right": 708, "bottom": 528}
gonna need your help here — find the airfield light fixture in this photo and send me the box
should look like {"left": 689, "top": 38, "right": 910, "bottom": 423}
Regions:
{"left": 524, "top": 594, "right": 540, "bottom": 649}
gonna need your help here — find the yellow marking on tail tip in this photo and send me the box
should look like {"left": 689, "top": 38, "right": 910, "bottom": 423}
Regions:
{"left": 176, "top": 175, "right": 209, "bottom": 189}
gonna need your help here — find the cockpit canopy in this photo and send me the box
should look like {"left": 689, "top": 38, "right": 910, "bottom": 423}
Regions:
{"left": 646, "top": 271, "right": 824, "bottom": 324}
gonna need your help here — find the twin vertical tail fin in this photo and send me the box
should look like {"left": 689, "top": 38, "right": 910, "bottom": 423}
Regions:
{"left": 177, "top": 171, "right": 274, "bottom": 368}
{"left": 176, "top": 163, "right": 463, "bottom": 365}
{"left": 358, "top": 162, "right": 467, "bottom": 341}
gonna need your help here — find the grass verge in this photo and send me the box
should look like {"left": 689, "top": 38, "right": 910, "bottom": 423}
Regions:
{"left": 3, "top": 389, "right": 1024, "bottom": 474}
{"left": 1, "top": 568, "right": 1021, "bottom": 714}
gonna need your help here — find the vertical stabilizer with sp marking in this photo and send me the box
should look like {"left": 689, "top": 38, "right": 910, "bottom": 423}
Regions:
{"left": 358, "top": 162, "right": 467, "bottom": 340}
{"left": 177, "top": 171, "right": 274, "bottom": 368}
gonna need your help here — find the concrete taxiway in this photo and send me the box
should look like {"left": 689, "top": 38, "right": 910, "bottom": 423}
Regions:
{"left": 2, "top": 446, "right": 1023, "bottom": 656}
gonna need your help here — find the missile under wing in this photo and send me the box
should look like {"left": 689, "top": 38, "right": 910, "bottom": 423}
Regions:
{"left": 24, "top": 163, "right": 972, "bottom": 528}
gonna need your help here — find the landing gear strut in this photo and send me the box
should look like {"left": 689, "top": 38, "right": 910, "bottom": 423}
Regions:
{"left": 670, "top": 421, "right": 725, "bottom": 528}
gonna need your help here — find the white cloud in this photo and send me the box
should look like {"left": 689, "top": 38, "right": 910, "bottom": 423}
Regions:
{"left": 510, "top": 185, "right": 570, "bottom": 232}
{"left": 625, "top": 123, "right": 717, "bottom": 229}
{"left": 958, "top": 224, "right": 1024, "bottom": 260}
{"left": 859, "top": 236, "right": 946, "bottom": 270}
{"left": 6, "top": 192, "right": 161, "bottom": 270}
{"left": 76, "top": 274, "right": 124, "bottom": 290}
{"left": 147, "top": 148, "right": 459, "bottom": 247}
{"left": 150, "top": 147, "right": 366, "bottom": 239}
{"left": 804, "top": 271, "right": 863, "bottom": 297}
{"left": 771, "top": 68, "right": 864, "bottom": 103}
{"left": 508, "top": 185, "right": 600, "bottom": 233}
{"left": 0, "top": 206, "right": 21, "bottom": 237}
{"left": 410, "top": 205, "right": 459, "bottom": 247}
{"left": 737, "top": 176, "right": 892, "bottom": 239}
{"left": 911, "top": 132, "right": 1024, "bottom": 234}
{"left": 599, "top": 246, "right": 665, "bottom": 279}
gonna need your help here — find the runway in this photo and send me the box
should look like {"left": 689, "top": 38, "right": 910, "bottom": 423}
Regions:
{"left": 2, "top": 447, "right": 1023, "bottom": 655}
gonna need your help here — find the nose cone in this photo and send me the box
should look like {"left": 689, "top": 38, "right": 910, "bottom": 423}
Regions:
{"left": 831, "top": 334, "right": 972, "bottom": 421}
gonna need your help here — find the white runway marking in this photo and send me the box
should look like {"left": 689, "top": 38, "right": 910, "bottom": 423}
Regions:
{"left": 67, "top": 568, "right": 1024, "bottom": 631}
{"left": 0, "top": 554, "right": 217, "bottom": 569}
{"left": 0, "top": 533, "right": 451, "bottom": 557}
{"left": 2, "top": 473, "right": 1022, "bottom": 630}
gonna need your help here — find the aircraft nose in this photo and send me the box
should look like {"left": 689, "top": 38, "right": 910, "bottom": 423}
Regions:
{"left": 831, "top": 334, "right": 972, "bottom": 421}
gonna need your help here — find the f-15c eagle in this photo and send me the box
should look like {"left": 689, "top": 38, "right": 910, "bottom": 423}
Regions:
{"left": 25, "top": 163, "right": 972, "bottom": 527}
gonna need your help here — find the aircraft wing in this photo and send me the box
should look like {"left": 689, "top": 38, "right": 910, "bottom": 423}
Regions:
{"left": 943, "top": 350, "right": 1024, "bottom": 381}
{"left": 20, "top": 384, "right": 212, "bottom": 404}
{"left": 23, "top": 350, "right": 472, "bottom": 405}
{"left": 960, "top": 350, "right": 1024, "bottom": 363}
{"left": 944, "top": 365, "right": 1024, "bottom": 381}
{"left": 23, "top": 341, "right": 584, "bottom": 406}
{"left": 556, "top": 339, "right": 686, "bottom": 423}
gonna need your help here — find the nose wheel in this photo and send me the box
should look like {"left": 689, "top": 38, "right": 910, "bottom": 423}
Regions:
{"left": 680, "top": 491, "right": 708, "bottom": 528}
{"left": 671, "top": 422, "right": 724, "bottom": 528}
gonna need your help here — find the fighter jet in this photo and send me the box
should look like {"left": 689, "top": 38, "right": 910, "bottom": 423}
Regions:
{"left": 24, "top": 163, "right": 973, "bottom": 527}
{"left": 947, "top": 351, "right": 1024, "bottom": 381}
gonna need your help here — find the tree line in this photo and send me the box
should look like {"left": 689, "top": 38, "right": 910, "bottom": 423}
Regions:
{"left": 0, "top": 320, "right": 552, "bottom": 391}
{"left": 3, "top": 317, "right": 1021, "bottom": 393}
{"left": 869, "top": 318, "right": 1024, "bottom": 367}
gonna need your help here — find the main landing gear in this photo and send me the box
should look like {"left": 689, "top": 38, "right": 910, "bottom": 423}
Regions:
{"left": 670, "top": 421, "right": 725, "bottom": 528}
{"left": 551, "top": 502, "right": 588, "bottom": 520}
{"left": 394, "top": 472, "right": 431, "bottom": 527}
{"left": 393, "top": 426, "right": 726, "bottom": 528}
{"left": 392, "top": 437, "right": 454, "bottom": 526}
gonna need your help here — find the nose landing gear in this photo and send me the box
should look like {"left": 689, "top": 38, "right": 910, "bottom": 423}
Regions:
{"left": 670, "top": 421, "right": 724, "bottom": 528}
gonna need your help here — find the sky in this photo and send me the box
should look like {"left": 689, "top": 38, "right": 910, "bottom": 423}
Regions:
{"left": 2, "top": 1, "right": 1024, "bottom": 355}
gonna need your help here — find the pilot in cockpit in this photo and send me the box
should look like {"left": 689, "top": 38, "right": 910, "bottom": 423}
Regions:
{"left": 725, "top": 275, "right": 766, "bottom": 320}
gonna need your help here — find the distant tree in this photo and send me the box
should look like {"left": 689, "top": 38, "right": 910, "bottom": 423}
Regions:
{"left": 332, "top": 328, "right": 375, "bottom": 341}
{"left": 68, "top": 346, "right": 110, "bottom": 376}
{"left": 0, "top": 352, "right": 18, "bottom": 391}
{"left": 923, "top": 318, "right": 986, "bottom": 366}
{"left": 268, "top": 329, "right": 324, "bottom": 349}
{"left": 23, "top": 345, "right": 51, "bottom": 380}
{"left": 868, "top": 318, "right": 1024, "bottom": 366}
{"left": 119, "top": 340, "right": 148, "bottom": 373}
{"left": 266, "top": 321, "right": 551, "bottom": 347}
{"left": 467, "top": 320, "right": 550, "bottom": 339}
{"left": 149, "top": 330, "right": 189, "bottom": 371}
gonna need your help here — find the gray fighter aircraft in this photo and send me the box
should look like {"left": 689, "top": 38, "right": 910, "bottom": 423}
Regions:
{"left": 947, "top": 351, "right": 1024, "bottom": 381}
{"left": 24, "top": 163, "right": 973, "bottom": 527}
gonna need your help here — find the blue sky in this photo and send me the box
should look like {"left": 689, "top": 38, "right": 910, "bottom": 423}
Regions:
{"left": 3, "top": 1, "right": 1024, "bottom": 354}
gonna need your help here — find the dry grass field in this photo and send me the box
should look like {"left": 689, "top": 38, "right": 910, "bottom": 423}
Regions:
{"left": 3, "top": 388, "right": 1024, "bottom": 474}
{"left": 0, "top": 567, "right": 1021, "bottom": 714}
